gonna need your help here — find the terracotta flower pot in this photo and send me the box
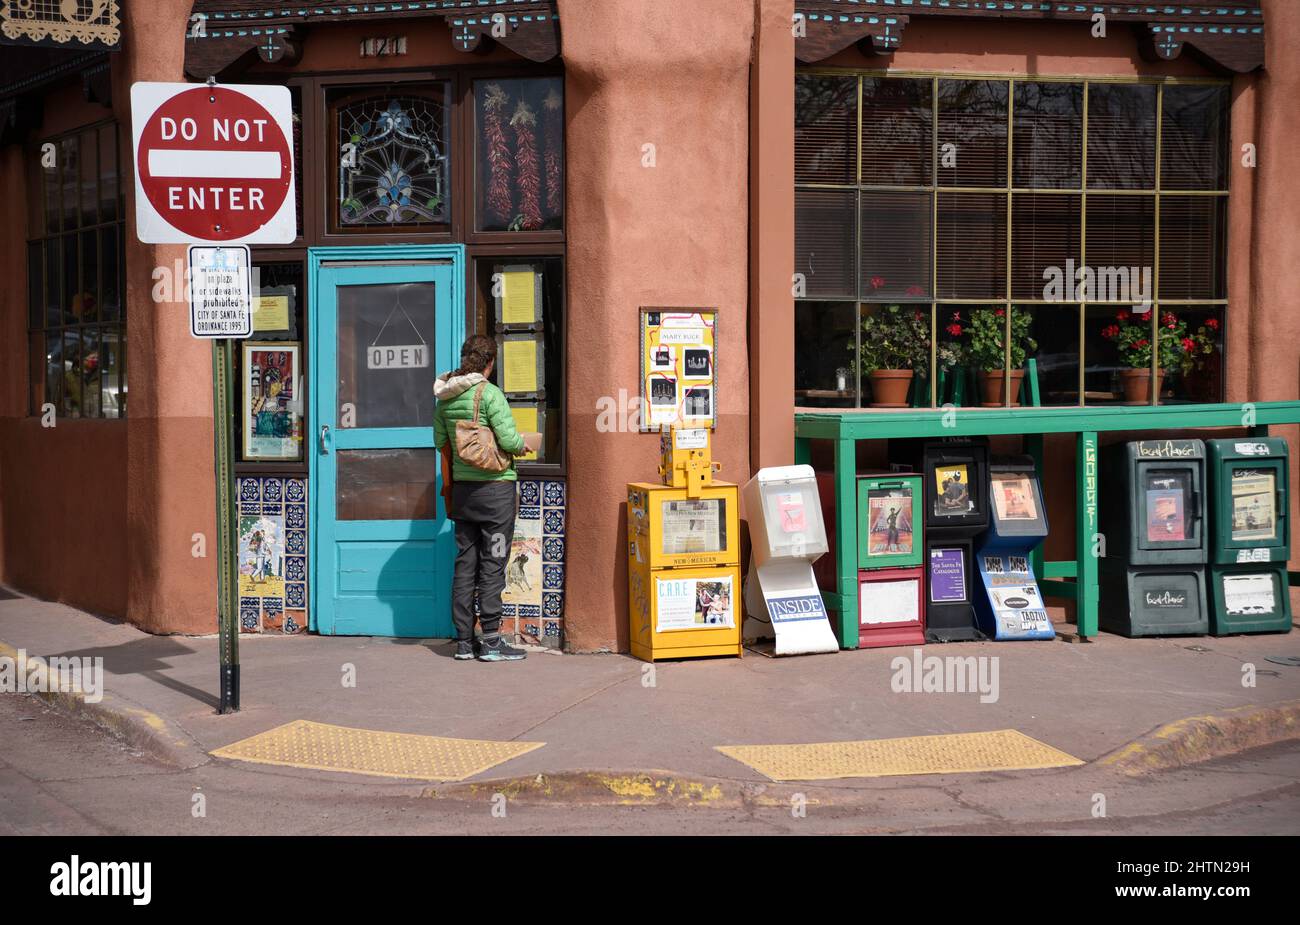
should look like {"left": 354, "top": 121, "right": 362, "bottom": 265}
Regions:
{"left": 1119, "top": 368, "right": 1161, "bottom": 404}
{"left": 977, "top": 369, "right": 1025, "bottom": 407}
{"left": 868, "top": 369, "right": 913, "bottom": 408}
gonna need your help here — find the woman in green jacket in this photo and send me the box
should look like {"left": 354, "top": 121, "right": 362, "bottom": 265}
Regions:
{"left": 434, "top": 335, "right": 541, "bottom": 661}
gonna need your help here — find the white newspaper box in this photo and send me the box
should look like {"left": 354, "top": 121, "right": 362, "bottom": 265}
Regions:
{"left": 743, "top": 465, "right": 838, "bottom": 655}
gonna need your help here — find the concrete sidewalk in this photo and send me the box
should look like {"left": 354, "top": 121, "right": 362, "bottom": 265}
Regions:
{"left": 2, "top": 588, "right": 1299, "bottom": 784}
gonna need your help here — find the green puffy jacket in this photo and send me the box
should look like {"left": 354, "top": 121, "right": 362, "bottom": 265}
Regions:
{"left": 433, "top": 371, "right": 525, "bottom": 482}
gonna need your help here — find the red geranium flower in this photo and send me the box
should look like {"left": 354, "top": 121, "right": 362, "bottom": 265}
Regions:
{"left": 906, "top": 285, "right": 926, "bottom": 296}
{"left": 946, "top": 323, "right": 963, "bottom": 337}
{"left": 1102, "top": 324, "right": 1120, "bottom": 339}
{"left": 951, "top": 311, "right": 961, "bottom": 321}
{"left": 1134, "top": 338, "right": 1149, "bottom": 349}
{"left": 1161, "top": 312, "right": 1177, "bottom": 326}
{"left": 1116, "top": 310, "right": 1130, "bottom": 322}
{"left": 1206, "top": 318, "right": 1220, "bottom": 330}
{"left": 1182, "top": 337, "right": 1196, "bottom": 352}
{"left": 994, "top": 308, "right": 1005, "bottom": 317}
{"left": 871, "top": 276, "right": 886, "bottom": 290}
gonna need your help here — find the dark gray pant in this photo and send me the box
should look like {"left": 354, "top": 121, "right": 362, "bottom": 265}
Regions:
{"left": 451, "top": 480, "right": 517, "bottom": 641}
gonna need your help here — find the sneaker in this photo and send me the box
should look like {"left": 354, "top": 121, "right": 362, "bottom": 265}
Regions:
{"left": 477, "top": 633, "right": 527, "bottom": 661}
{"left": 453, "top": 638, "right": 476, "bottom": 660}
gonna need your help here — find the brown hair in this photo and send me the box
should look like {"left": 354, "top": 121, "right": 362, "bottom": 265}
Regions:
{"left": 454, "top": 335, "right": 497, "bottom": 376}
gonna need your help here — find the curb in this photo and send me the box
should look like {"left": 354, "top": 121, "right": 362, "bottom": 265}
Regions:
{"left": 421, "top": 770, "right": 795, "bottom": 808}
{"left": 1098, "top": 698, "right": 1300, "bottom": 776}
{"left": 0, "top": 640, "right": 208, "bottom": 770}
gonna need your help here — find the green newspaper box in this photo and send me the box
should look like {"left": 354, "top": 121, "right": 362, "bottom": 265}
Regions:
{"left": 1205, "top": 437, "right": 1292, "bottom": 635}
{"left": 857, "top": 474, "right": 924, "bottom": 569}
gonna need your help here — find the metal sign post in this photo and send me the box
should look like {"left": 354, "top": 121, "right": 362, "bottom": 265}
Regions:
{"left": 212, "top": 338, "right": 240, "bottom": 712}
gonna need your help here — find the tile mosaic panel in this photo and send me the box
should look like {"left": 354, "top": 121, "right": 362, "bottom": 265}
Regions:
{"left": 235, "top": 476, "right": 308, "bottom": 634}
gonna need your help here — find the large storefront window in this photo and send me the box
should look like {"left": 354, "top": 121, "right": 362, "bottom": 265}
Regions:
{"left": 27, "top": 121, "right": 125, "bottom": 419}
{"left": 795, "top": 74, "right": 1230, "bottom": 408}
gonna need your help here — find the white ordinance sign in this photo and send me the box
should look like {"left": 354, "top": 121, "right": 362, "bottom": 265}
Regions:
{"left": 187, "top": 245, "right": 252, "bottom": 338}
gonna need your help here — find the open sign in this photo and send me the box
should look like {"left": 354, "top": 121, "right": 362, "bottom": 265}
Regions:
{"left": 367, "top": 344, "right": 429, "bottom": 370}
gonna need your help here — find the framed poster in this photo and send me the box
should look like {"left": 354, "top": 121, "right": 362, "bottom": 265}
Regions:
{"left": 242, "top": 342, "right": 303, "bottom": 461}
{"left": 640, "top": 308, "right": 718, "bottom": 431}
{"left": 250, "top": 284, "right": 298, "bottom": 339}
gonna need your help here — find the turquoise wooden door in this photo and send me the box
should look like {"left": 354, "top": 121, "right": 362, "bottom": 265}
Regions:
{"left": 309, "top": 246, "right": 463, "bottom": 636}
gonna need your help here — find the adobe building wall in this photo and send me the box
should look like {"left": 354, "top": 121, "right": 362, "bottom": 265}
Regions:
{"left": 558, "top": 0, "right": 756, "bottom": 651}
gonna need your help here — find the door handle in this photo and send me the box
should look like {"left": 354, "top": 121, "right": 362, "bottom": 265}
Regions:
{"left": 319, "top": 424, "right": 330, "bottom": 454}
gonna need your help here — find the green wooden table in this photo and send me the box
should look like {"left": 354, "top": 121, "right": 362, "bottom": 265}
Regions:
{"left": 794, "top": 402, "right": 1300, "bottom": 647}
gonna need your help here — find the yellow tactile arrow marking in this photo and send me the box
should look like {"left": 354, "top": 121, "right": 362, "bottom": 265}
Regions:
{"left": 211, "top": 720, "right": 545, "bottom": 782}
{"left": 716, "top": 729, "right": 1084, "bottom": 781}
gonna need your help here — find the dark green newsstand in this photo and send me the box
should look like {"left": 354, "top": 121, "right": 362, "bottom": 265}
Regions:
{"left": 1206, "top": 437, "right": 1292, "bottom": 635}
{"left": 1099, "top": 439, "right": 1209, "bottom": 636}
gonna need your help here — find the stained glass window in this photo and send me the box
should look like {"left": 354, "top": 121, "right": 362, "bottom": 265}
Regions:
{"left": 333, "top": 87, "right": 451, "bottom": 230}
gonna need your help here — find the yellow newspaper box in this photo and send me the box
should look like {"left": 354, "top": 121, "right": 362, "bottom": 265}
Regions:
{"left": 627, "top": 428, "right": 742, "bottom": 661}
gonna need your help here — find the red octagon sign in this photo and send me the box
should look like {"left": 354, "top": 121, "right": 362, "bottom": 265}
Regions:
{"left": 133, "top": 84, "right": 294, "bottom": 243}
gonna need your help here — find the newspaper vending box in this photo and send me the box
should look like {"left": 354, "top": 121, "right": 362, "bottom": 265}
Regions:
{"left": 627, "top": 428, "right": 742, "bottom": 661}
{"left": 1206, "top": 437, "right": 1292, "bottom": 635}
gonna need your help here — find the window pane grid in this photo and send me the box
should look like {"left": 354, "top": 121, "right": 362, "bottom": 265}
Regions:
{"left": 28, "top": 121, "right": 126, "bottom": 419}
{"left": 794, "top": 73, "right": 1230, "bottom": 409}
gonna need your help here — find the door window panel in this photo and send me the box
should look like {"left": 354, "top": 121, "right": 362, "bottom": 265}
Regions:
{"left": 336, "top": 449, "right": 437, "bottom": 520}
{"left": 337, "top": 282, "right": 438, "bottom": 429}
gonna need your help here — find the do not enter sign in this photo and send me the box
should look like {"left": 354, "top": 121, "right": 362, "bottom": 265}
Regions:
{"left": 131, "top": 82, "right": 296, "bottom": 244}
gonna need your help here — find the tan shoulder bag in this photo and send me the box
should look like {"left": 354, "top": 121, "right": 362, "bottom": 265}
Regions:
{"left": 453, "top": 382, "right": 512, "bottom": 473}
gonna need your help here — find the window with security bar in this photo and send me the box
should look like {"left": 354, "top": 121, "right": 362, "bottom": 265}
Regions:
{"left": 26, "top": 121, "right": 126, "bottom": 420}
{"left": 794, "top": 73, "right": 1229, "bottom": 409}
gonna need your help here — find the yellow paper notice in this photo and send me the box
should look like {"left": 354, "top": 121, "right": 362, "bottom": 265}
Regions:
{"left": 501, "top": 270, "right": 537, "bottom": 324}
{"left": 511, "top": 406, "right": 539, "bottom": 461}
{"left": 253, "top": 295, "right": 290, "bottom": 332}
{"left": 503, "top": 339, "right": 538, "bottom": 393}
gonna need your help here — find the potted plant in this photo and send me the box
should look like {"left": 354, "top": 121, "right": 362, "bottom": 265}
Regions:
{"left": 851, "top": 303, "right": 931, "bottom": 407}
{"left": 1181, "top": 316, "right": 1222, "bottom": 403}
{"left": 1101, "top": 310, "right": 1188, "bottom": 404}
{"left": 964, "top": 307, "right": 1037, "bottom": 407}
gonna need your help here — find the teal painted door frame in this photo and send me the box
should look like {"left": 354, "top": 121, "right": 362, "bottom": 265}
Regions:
{"left": 308, "top": 245, "right": 465, "bottom": 636}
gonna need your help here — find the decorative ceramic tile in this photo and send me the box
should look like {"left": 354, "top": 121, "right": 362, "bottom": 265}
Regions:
{"left": 542, "top": 480, "right": 565, "bottom": 507}
{"left": 543, "top": 536, "right": 565, "bottom": 562}
{"left": 236, "top": 476, "right": 309, "bottom": 635}
{"left": 543, "top": 509, "right": 564, "bottom": 535}
{"left": 542, "top": 592, "right": 563, "bottom": 619}
{"left": 543, "top": 564, "right": 564, "bottom": 590}
{"left": 518, "top": 481, "right": 541, "bottom": 506}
